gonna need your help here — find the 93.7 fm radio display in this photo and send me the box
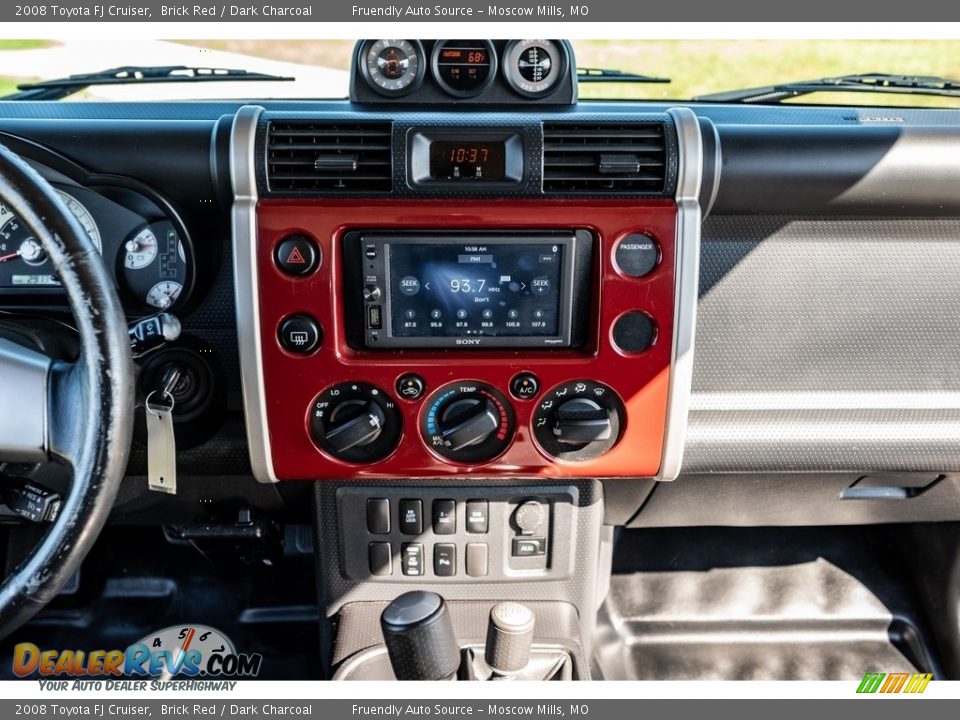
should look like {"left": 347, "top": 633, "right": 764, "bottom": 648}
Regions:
{"left": 387, "top": 241, "right": 564, "bottom": 339}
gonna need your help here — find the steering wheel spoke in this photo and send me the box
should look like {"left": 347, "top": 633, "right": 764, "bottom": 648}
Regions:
{"left": 0, "top": 337, "right": 54, "bottom": 464}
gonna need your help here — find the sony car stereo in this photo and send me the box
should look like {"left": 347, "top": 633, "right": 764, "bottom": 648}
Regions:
{"left": 343, "top": 230, "right": 593, "bottom": 349}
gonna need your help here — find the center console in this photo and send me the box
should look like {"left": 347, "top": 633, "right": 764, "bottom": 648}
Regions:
{"left": 231, "top": 105, "right": 704, "bottom": 482}
{"left": 229, "top": 41, "right": 709, "bottom": 677}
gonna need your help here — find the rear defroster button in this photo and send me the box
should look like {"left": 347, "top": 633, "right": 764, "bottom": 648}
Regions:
{"left": 278, "top": 314, "right": 321, "bottom": 354}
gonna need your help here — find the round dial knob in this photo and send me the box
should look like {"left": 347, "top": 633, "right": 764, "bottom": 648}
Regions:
{"left": 309, "top": 382, "right": 401, "bottom": 463}
{"left": 514, "top": 501, "right": 545, "bottom": 535}
{"left": 421, "top": 381, "right": 515, "bottom": 464}
{"left": 532, "top": 380, "right": 625, "bottom": 462}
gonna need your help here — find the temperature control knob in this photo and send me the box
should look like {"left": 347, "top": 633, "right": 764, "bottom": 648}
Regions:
{"left": 309, "top": 382, "right": 402, "bottom": 463}
{"left": 532, "top": 380, "right": 625, "bottom": 462}
{"left": 421, "top": 381, "right": 515, "bottom": 464}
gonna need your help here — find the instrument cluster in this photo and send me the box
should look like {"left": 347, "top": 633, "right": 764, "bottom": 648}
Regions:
{"left": 0, "top": 174, "right": 194, "bottom": 316}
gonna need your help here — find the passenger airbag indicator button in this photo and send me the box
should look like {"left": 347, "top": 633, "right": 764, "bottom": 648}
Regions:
{"left": 614, "top": 233, "right": 659, "bottom": 278}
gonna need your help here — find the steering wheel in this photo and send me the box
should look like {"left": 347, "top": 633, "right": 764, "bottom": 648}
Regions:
{"left": 0, "top": 143, "right": 133, "bottom": 638}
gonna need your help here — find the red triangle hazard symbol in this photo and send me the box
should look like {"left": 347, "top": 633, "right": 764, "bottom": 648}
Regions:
{"left": 286, "top": 246, "right": 307, "bottom": 264}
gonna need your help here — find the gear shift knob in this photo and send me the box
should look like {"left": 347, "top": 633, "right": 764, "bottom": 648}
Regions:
{"left": 380, "top": 591, "right": 461, "bottom": 680}
{"left": 485, "top": 601, "right": 535, "bottom": 676}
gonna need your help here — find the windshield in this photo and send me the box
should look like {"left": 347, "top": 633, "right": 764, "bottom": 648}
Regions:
{"left": 2, "top": 38, "right": 959, "bottom": 107}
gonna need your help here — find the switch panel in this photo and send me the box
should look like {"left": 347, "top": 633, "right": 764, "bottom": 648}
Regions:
{"left": 337, "top": 485, "right": 578, "bottom": 582}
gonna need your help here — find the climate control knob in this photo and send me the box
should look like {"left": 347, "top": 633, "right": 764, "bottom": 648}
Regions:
{"left": 309, "top": 382, "right": 402, "bottom": 463}
{"left": 532, "top": 380, "right": 625, "bottom": 462}
{"left": 421, "top": 381, "right": 515, "bottom": 464}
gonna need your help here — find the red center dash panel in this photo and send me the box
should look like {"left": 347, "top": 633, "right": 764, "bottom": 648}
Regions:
{"left": 256, "top": 199, "right": 677, "bottom": 480}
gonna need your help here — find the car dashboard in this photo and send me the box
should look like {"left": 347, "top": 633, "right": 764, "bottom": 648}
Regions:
{"left": 3, "top": 39, "right": 960, "bottom": 679}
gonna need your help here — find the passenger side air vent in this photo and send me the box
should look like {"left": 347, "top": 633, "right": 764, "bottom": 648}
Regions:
{"left": 542, "top": 122, "right": 667, "bottom": 194}
{"left": 266, "top": 121, "right": 393, "bottom": 193}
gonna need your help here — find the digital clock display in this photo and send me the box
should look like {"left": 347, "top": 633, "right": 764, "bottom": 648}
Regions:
{"left": 429, "top": 140, "right": 506, "bottom": 181}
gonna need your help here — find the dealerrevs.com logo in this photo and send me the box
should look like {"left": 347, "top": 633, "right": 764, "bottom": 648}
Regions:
{"left": 12, "top": 625, "right": 262, "bottom": 678}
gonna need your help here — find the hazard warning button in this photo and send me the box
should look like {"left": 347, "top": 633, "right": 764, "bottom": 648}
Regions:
{"left": 275, "top": 235, "right": 319, "bottom": 277}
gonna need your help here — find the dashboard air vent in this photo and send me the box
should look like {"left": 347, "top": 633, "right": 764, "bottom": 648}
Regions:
{"left": 542, "top": 122, "right": 667, "bottom": 194}
{"left": 266, "top": 121, "right": 392, "bottom": 192}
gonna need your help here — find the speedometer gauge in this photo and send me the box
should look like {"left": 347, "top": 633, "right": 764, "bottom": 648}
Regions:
{"left": 359, "top": 39, "right": 425, "bottom": 97}
{"left": 0, "top": 189, "right": 101, "bottom": 287}
{"left": 55, "top": 190, "right": 102, "bottom": 254}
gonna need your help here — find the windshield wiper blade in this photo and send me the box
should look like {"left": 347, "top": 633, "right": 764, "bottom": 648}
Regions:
{"left": 577, "top": 67, "right": 670, "bottom": 84}
{"left": 694, "top": 73, "right": 960, "bottom": 103}
{"left": 4, "top": 65, "right": 295, "bottom": 101}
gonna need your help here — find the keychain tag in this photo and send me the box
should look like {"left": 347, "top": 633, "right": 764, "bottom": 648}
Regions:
{"left": 146, "top": 391, "right": 177, "bottom": 495}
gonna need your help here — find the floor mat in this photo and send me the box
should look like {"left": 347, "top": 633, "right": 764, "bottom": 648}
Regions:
{"left": 595, "top": 526, "right": 942, "bottom": 680}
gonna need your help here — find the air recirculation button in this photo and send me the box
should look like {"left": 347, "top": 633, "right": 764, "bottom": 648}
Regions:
{"left": 532, "top": 380, "right": 626, "bottom": 462}
{"left": 309, "top": 382, "right": 402, "bottom": 463}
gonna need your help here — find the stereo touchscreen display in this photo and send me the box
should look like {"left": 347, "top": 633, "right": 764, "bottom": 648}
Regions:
{"left": 388, "top": 241, "right": 563, "bottom": 339}
{"left": 346, "top": 232, "right": 592, "bottom": 349}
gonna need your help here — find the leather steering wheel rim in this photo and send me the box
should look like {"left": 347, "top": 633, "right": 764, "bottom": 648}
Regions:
{"left": 0, "top": 143, "right": 133, "bottom": 638}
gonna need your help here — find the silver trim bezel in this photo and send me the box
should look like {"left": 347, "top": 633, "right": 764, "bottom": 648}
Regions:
{"left": 231, "top": 105, "right": 277, "bottom": 483}
{"left": 657, "top": 107, "right": 705, "bottom": 481}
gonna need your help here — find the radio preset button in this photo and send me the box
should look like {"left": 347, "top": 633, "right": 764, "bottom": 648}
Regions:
{"left": 615, "top": 233, "right": 659, "bottom": 278}
{"left": 278, "top": 315, "right": 322, "bottom": 354}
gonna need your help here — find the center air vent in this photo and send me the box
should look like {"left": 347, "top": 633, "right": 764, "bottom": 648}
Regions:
{"left": 542, "top": 122, "right": 667, "bottom": 194}
{"left": 266, "top": 121, "right": 392, "bottom": 193}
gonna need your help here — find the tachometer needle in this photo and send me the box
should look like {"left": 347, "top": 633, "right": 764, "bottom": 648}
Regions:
{"left": 0, "top": 251, "right": 21, "bottom": 263}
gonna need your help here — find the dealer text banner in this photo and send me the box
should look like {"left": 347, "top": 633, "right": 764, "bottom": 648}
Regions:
{"left": 1, "top": 700, "right": 959, "bottom": 720}
{"left": 0, "top": 0, "right": 956, "bottom": 22}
